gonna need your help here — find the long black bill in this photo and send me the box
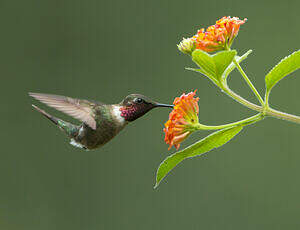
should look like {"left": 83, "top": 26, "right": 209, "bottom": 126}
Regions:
{"left": 154, "top": 103, "right": 174, "bottom": 108}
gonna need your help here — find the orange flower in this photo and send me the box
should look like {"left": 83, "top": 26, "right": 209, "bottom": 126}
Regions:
{"left": 164, "top": 90, "right": 200, "bottom": 150}
{"left": 191, "top": 16, "right": 247, "bottom": 52}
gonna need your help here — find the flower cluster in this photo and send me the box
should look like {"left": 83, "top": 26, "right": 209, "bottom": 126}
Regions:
{"left": 178, "top": 16, "right": 247, "bottom": 53}
{"left": 164, "top": 90, "right": 200, "bottom": 150}
{"left": 167, "top": 16, "right": 247, "bottom": 150}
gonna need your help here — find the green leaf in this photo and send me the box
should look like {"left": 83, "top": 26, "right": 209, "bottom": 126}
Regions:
{"left": 192, "top": 50, "right": 217, "bottom": 82}
{"left": 191, "top": 50, "right": 237, "bottom": 84}
{"left": 212, "top": 50, "right": 237, "bottom": 80}
{"left": 154, "top": 126, "right": 243, "bottom": 188}
{"left": 265, "top": 50, "right": 300, "bottom": 95}
{"left": 223, "top": 50, "right": 253, "bottom": 80}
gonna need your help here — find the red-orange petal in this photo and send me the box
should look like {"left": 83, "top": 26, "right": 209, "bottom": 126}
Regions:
{"left": 163, "top": 90, "right": 200, "bottom": 150}
{"left": 191, "top": 16, "right": 247, "bottom": 52}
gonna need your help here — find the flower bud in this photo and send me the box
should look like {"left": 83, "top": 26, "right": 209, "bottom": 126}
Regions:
{"left": 177, "top": 37, "right": 196, "bottom": 54}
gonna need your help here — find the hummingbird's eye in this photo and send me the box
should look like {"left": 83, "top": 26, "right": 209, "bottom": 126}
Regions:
{"left": 134, "top": 98, "right": 143, "bottom": 104}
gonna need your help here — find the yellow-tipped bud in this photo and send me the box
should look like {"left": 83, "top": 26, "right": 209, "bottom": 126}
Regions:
{"left": 177, "top": 37, "right": 196, "bottom": 55}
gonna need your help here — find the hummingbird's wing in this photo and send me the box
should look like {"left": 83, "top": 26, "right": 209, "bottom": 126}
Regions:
{"left": 29, "top": 93, "right": 100, "bottom": 130}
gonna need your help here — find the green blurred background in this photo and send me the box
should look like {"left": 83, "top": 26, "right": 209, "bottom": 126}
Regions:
{"left": 1, "top": 0, "right": 300, "bottom": 229}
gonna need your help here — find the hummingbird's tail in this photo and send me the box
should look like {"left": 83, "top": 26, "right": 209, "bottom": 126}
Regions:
{"left": 32, "top": 104, "right": 79, "bottom": 139}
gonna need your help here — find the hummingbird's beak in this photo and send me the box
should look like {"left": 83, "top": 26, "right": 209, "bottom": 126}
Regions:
{"left": 154, "top": 103, "right": 174, "bottom": 108}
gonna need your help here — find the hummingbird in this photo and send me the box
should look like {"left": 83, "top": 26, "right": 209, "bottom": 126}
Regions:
{"left": 29, "top": 92, "right": 173, "bottom": 150}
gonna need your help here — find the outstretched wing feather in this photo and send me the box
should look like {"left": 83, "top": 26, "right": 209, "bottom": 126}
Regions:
{"left": 29, "top": 93, "right": 97, "bottom": 130}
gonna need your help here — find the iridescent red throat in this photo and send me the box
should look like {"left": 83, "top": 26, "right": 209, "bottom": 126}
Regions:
{"left": 119, "top": 104, "right": 152, "bottom": 122}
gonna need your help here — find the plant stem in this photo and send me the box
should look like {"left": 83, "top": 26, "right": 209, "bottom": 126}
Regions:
{"left": 222, "top": 86, "right": 263, "bottom": 112}
{"left": 222, "top": 85, "right": 300, "bottom": 124}
{"left": 233, "top": 58, "right": 265, "bottom": 106}
{"left": 264, "top": 92, "right": 270, "bottom": 107}
{"left": 266, "top": 108, "right": 300, "bottom": 124}
{"left": 195, "top": 113, "right": 263, "bottom": 130}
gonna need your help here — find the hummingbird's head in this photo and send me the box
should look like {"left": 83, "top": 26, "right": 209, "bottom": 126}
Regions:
{"left": 119, "top": 94, "right": 173, "bottom": 122}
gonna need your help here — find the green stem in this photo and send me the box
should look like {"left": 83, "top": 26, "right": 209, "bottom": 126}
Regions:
{"left": 222, "top": 85, "right": 300, "bottom": 124}
{"left": 233, "top": 58, "right": 265, "bottom": 106}
{"left": 195, "top": 113, "right": 263, "bottom": 130}
{"left": 222, "top": 85, "right": 263, "bottom": 112}
{"left": 266, "top": 108, "right": 300, "bottom": 124}
{"left": 264, "top": 92, "right": 270, "bottom": 108}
